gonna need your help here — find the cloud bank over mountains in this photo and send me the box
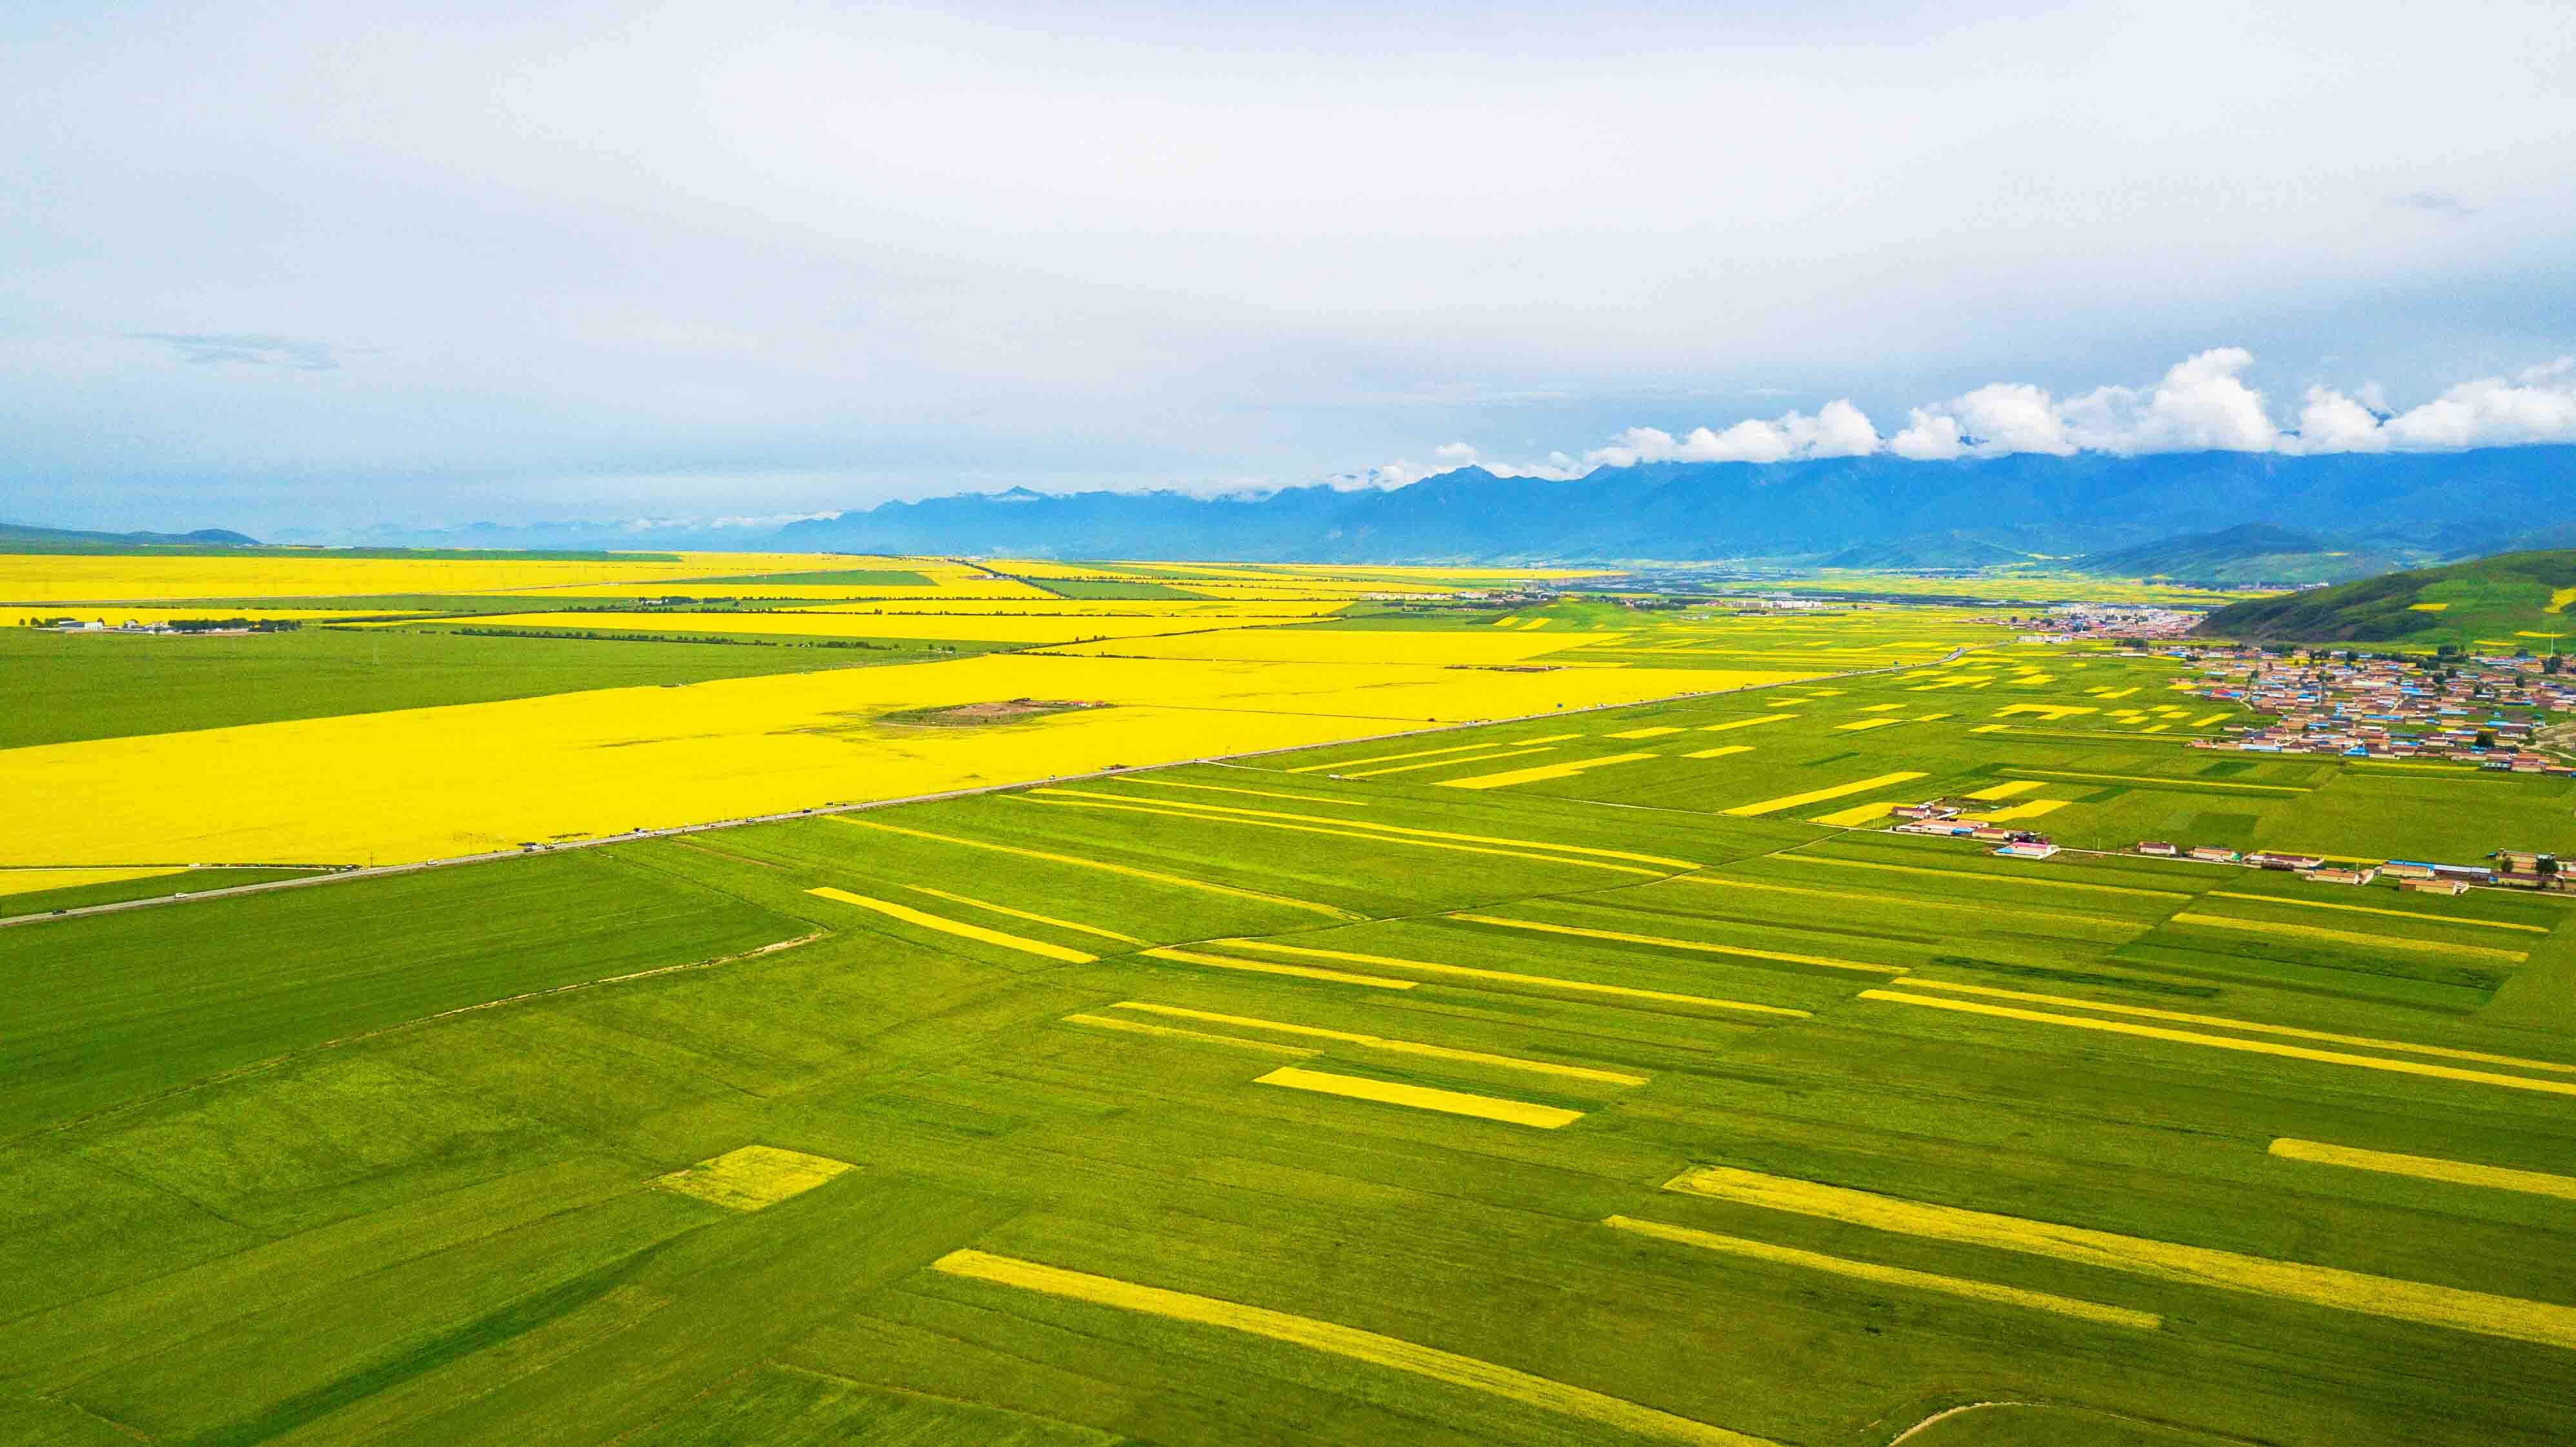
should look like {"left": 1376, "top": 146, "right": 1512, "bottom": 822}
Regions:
{"left": 1391, "top": 350, "right": 2576, "bottom": 487}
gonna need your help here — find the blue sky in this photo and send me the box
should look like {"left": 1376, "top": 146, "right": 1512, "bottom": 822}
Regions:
{"left": 5, "top": 1, "right": 2573, "bottom": 534}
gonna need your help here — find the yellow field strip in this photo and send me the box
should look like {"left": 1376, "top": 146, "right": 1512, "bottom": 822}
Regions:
{"left": 1898, "top": 977, "right": 2576, "bottom": 1075}
{"left": 1209, "top": 938, "right": 1811, "bottom": 1018}
{"left": 2000, "top": 769, "right": 2309, "bottom": 794}
{"left": 2189, "top": 713, "right": 2230, "bottom": 727}
{"left": 2269, "top": 1138, "right": 2576, "bottom": 1202}
{"left": 0, "top": 865, "right": 185, "bottom": 898}
{"left": 899, "top": 884, "right": 1141, "bottom": 943}
{"left": 655, "top": 1146, "right": 856, "bottom": 1213}
{"left": 832, "top": 817, "right": 1360, "bottom": 919}
{"left": 1112, "top": 777, "right": 1371, "bottom": 807}
{"left": 1966, "top": 781, "right": 2046, "bottom": 800}
{"left": 1287, "top": 736, "right": 1576, "bottom": 774}
{"left": 1811, "top": 801, "right": 1902, "bottom": 827}
{"left": 2172, "top": 912, "right": 2528, "bottom": 963}
{"left": 1042, "top": 790, "right": 1702, "bottom": 869}
{"left": 1603, "top": 1215, "right": 2160, "bottom": 1331}
{"left": 1664, "top": 1165, "right": 2576, "bottom": 1351}
{"left": 1685, "top": 745, "right": 1754, "bottom": 761}
{"left": 1062, "top": 1012, "right": 1318, "bottom": 1059}
{"left": 809, "top": 888, "right": 1100, "bottom": 963}
{"left": 931, "top": 1250, "right": 1769, "bottom": 1446}
{"left": 1438, "top": 752, "right": 1661, "bottom": 792}
{"left": 1610, "top": 726, "right": 1687, "bottom": 739}
{"left": 1674, "top": 875, "right": 2135, "bottom": 934}
{"left": 1980, "top": 800, "right": 2070, "bottom": 823}
{"left": 1835, "top": 718, "right": 1905, "bottom": 733}
{"left": 2206, "top": 891, "right": 2551, "bottom": 934}
{"left": 1254, "top": 1065, "right": 1583, "bottom": 1128}
{"left": 1861, "top": 989, "right": 2576, "bottom": 1097}
{"left": 1021, "top": 793, "right": 1669, "bottom": 878}
{"left": 1143, "top": 946, "right": 1416, "bottom": 990}
{"left": 1699, "top": 714, "right": 1796, "bottom": 733}
{"left": 1451, "top": 913, "right": 1906, "bottom": 976}
{"left": 1724, "top": 772, "right": 1929, "bottom": 818}
{"left": 1776, "top": 855, "right": 2186, "bottom": 899}
{"left": 1344, "top": 747, "right": 1556, "bottom": 779}
{"left": 1111, "top": 1001, "right": 1645, "bottom": 1085}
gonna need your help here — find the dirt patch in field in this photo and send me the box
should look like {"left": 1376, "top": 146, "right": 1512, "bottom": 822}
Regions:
{"left": 878, "top": 698, "right": 1110, "bottom": 727}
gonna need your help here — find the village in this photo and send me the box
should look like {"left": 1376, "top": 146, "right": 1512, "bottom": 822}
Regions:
{"left": 2174, "top": 644, "right": 2576, "bottom": 773}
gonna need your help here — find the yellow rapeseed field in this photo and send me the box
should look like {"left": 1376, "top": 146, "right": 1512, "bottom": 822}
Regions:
{"left": 0, "top": 652, "right": 1785, "bottom": 866}
{"left": 427, "top": 610, "right": 1246, "bottom": 645}
{"left": 0, "top": 550, "right": 869, "bottom": 603}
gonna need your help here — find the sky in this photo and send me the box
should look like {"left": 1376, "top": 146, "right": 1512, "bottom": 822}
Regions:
{"left": 5, "top": 1, "right": 2574, "bottom": 536}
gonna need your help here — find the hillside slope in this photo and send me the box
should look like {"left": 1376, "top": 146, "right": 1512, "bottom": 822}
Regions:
{"left": 2194, "top": 550, "right": 2576, "bottom": 645}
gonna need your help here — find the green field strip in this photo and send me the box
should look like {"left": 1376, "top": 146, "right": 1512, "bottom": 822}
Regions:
{"left": 1209, "top": 937, "right": 1814, "bottom": 1018}
{"left": 1449, "top": 913, "right": 1907, "bottom": 976}
{"left": 808, "top": 887, "right": 1100, "bottom": 963}
{"left": 1860, "top": 988, "right": 2576, "bottom": 1097}
{"left": 1998, "top": 768, "right": 2311, "bottom": 793}
{"left": 1285, "top": 737, "right": 1564, "bottom": 774}
{"left": 831, "top": 816, "right": 1362, "bottom": 919}
{"left": 2204, "top": 890, "right": 2553, "bottom": 933}
{"left": 2268, "top": 1138, "right": 2576, "bottom": 1202}
{"left": 1697, "top": 714, "right": 1796, "bottom": 733}
{"left": 1671, "top": 874, "right": 2144, "bottom": 935}
{"left": 2169, "top": 911, "right": 2529, "bottom": 963}
{"left": 1062, "top": 1011, "right": 1320, "bottom": 1058}
{"left": 1018, "top": 792, "right": 1671, "bottom": 877}
{"left": 930, "top": 1249, "right": 1773, "bottom": 1446}
{"left": 1436, "top": 751, "right": 1661, "bottom": 792}
{"left": 1110, "top": 776, "right": 1373, "bottom": 807}
{"left": 898, "top": 884, "right": 1142, "bottom": 943}
{"left": 1035, "top": 788, "right": 1704, "bottom": 869}
{"left": 1774, "top": 853, "right": 2189, "bottom": 899}
{"left": 1723, "top": 771, "right": 1929, "bottom": 817}
{"left": 1253, "top": 1065, "right": 1584, "bottom": 1128}
{"left": 1897, "top": 976, "right": 2576, "bottom": 1073}
{"left": 1603, "top": 1215, "right": 2162, "bottom": 1331}
{"left": 1665, "top": 1165, "right": 2576, "bottom": 1351}
{"left": 1344, "top": 745, "right": 1556, "bottom": 778}
{"left": 1108, "top": 1001, "right": 1647, "bottom": 1085}
{"left": 1142, "top": 946, "right": 1418, "bottom": 989}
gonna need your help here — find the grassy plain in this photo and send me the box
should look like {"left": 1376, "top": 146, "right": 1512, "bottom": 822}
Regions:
{"left": 9, "top": 550, "right": 2576, "bottom": 1445}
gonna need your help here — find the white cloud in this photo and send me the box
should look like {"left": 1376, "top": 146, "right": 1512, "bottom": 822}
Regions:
{"left": 1381, "top": 349, "right": 2576, "bottom": 485}
{"left": 2293, "top": 385, "right": 2390, "bottom": 452}
{"left": 1580, "top": 400, "right": 1883, "bottom": 468}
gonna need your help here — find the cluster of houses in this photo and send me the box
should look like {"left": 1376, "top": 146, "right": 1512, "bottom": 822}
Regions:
{"left": 2176, "top": 647, "right": 2575, "bottom": 772}
{"left": 1987, "top": 603, "right": 2203, "bottom": 643}
{"left": 2131, "top": 842, "right": 2563, "bottom": 892}
{"left": 1887, "top": 800, "right": 2060, "bottom": 858}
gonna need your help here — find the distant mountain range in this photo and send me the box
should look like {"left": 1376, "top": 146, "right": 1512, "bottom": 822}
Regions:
{"left": 0, "top": 522, "right": 260, "bottom": 552}
{"left": 764, "top": 446, "right": 2576, "bottom": 565}
{"left": 18, "top": 444, "right": 2576, "bottom": 567}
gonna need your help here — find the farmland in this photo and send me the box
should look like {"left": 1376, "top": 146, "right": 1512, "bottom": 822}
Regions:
{"left": 6, "top": 549, "right": 2575, "bottom": 1445}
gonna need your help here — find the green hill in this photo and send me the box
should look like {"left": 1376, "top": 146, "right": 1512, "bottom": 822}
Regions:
{"left": 2194, "top": 549, "right": 2576, "bottom": 647}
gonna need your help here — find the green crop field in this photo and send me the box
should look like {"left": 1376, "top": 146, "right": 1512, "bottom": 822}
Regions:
{"left": 0, "top": 626, "right": 970, "bottom": 749}
{"left": 8, "top": 614, "right": 2576, "bottom": 1447}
